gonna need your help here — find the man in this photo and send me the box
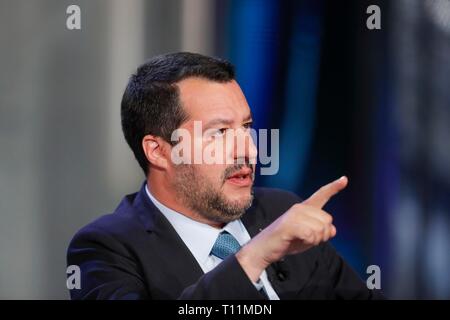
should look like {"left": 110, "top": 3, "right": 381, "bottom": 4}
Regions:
{"left": 67, "top": 52, "right": 383, "bottom": 300}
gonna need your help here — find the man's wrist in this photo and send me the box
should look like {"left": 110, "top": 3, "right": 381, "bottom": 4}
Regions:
{"left": 235, "top": 243, "right": 269, "bottom": 283}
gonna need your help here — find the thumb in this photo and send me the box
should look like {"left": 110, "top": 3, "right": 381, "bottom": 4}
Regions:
{"left": 302, "top": 176, "right": 348, "bottom": 209}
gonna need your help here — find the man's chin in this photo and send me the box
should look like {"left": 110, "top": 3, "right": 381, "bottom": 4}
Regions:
{"left": 223, "top": 184, "right": 252, "bottom": 199}
{"left": 198, "top": 190, "right": 254, "bottom": 224}
{"left": 224, "top": 192, "right": 254, "bottom": 211}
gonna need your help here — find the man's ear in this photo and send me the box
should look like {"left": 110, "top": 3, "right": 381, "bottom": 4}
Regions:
{"left": 142, "top": 135, "right": 170, "bottom": 169}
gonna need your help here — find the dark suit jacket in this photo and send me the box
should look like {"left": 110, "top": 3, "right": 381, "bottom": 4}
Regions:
{"left": 67, "top": 183, "right": 383, "bottom": 300}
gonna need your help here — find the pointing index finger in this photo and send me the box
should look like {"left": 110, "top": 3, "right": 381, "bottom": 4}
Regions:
{"left": 302, "top": 176, "right": 348, "bottom": 209}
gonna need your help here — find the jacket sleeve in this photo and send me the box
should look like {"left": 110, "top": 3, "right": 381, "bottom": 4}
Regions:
{"left": 67, "top": 226, "right": 266, "bottom": 300}
{"left": 319, "top": 242, "right": 385, "bottom": 299}
{"left": 178, "top": 255, "right": 266, "bottom": 300}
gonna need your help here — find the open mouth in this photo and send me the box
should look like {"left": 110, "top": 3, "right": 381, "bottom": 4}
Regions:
{"left": 225, "top": 168, "right": 253, "bottom": 187}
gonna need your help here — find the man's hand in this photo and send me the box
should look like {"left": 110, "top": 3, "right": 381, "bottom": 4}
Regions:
{"left": 236, "top": 176, "right": 348, "bottom": 282}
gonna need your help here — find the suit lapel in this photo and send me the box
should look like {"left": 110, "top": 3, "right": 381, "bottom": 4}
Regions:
{"left": 133, "top": 183, "right": 204, "bottom": 296}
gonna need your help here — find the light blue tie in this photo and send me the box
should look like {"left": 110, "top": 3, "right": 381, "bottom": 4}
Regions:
{"left": 210, "top": 231, "right": 241, "bottom": 260}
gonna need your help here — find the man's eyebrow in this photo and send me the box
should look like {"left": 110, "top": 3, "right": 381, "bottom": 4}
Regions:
{"left": 203, "top": 114, "right": 253, "bottom": 129}
{"left": 203, "top": 118, "right": 234, "bottom": 129}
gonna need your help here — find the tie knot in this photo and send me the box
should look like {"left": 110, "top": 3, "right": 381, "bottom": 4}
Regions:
{"left": 210, "top": 231, "right": 241, "bottom": 260}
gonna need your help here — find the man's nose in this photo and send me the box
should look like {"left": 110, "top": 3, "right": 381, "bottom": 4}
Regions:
{"left": 233, "top": 128, "right": 258, "bottom": 164}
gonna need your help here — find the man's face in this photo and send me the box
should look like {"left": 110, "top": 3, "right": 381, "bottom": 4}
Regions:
{"left": 169, "top": 78, "right": 258, "bottom": 224}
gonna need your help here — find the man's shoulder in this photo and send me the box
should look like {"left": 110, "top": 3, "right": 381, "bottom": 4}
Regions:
{"left": 253, "top": 187, "right": 302, "bottom": 203}
{"left": 253, "top": 187, "right": 302, "bottom": 208}
{"left": 68, "top": 192, "right": 145, "bottom": 249}
{"left": 251, "top": 187, "right": 302, "bottom": 221}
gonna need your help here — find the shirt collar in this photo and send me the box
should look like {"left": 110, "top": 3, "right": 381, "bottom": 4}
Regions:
{"left": 145, "top": 184, "right": 249, "bottom": 266}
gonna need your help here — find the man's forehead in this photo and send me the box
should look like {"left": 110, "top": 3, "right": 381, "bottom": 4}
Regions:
{"left": 177, "top": 77, "right": 250, "bottom": 118}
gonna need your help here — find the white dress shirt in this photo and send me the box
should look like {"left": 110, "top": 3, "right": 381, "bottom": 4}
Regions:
{"left": 145, "top": 185, "right": 280, "bottom": 300}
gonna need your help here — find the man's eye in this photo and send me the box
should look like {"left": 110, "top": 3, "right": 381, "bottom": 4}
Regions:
{"left": 213, "top": 128, "right": 227, "bottom": 137}
{"left": 243, "top": 122, "right": 253, "bottom": 129}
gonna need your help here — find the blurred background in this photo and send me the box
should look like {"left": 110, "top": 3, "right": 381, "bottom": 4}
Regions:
{"left": 0, "top": 0, "right": 449, "bottom": 299}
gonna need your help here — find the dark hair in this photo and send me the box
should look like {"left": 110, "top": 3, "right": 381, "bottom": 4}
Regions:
{"left": 121, "top": 52, "right": 235, "bottom": 175}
